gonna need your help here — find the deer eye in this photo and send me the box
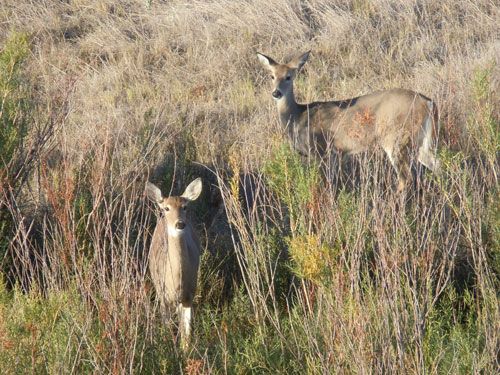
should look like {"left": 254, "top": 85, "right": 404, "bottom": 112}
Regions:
{"left": 286, "top": 75, "right": 291, "bottom": 81}
{"left": 164, "top": 206, "right": 170, "bottom": 212}
{"left": 270, "top": 75, "right": 275, "bottom": 80}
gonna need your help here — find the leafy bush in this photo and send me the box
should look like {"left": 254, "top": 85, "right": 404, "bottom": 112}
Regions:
{"left": 0, "top": 31, "right": 31, "bottom": 277}
{"left": 263, "top": 142, "right": 320, "bottom": 235}
{"left": 287, "top": 234, "right": 336, "bottom": 284}
{"left": 469, "top": 65, "right": 498, "bottom": 160}
{"left": 0, "top": 279, "right": 85, "bottom": 373}
{"left": 424, "top": 286, "right": 484, "bottom": 374}
{"left": 0, "top": 32, "right": 30, "bottom": 165}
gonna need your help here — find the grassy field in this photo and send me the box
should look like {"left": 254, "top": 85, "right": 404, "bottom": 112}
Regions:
{"left": 0, "top": 0, "right": 498, "bottom": 373}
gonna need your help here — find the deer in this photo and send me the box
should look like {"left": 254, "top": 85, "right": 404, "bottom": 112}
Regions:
{"left": 145, "top": 178, "right": 203, "bottom": 349}
{"left": 257, "top": 51, "right": 441, "bottom": 192}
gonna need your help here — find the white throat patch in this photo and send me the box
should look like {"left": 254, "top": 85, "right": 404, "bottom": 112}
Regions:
{"left": 168, "top": 226, "right": 184, "bottom": 238}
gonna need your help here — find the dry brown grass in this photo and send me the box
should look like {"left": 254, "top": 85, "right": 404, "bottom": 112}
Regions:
{"left": 2, "top": 0, "right": 496, "bottom": 164}
{"left": 0, "top": 0, "right": 498, "bottom": 373}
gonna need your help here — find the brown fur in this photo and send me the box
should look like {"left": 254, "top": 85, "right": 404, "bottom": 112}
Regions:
{"left": 146, "top": 178, "right": 203, "bottom": 348}
{"left": 258, "top": 51, "right": 441, "bottom": 191}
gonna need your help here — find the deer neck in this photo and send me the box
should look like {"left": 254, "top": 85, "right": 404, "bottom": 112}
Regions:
{"left": 277, "top": 88, "right": 302, "bottom": 128}
{"left": 167, "top": 225, "right": 189, "bottom": 263}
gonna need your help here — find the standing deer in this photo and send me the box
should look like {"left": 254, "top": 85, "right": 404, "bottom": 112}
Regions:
{"left": 146, "top": 178, "right": 203, "bottom": 348}
{"left": 257, "top": 51, "right": 440, "bottom": 191}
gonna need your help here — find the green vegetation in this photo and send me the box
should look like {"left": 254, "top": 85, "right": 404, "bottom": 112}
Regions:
{"left": 470, "top": 66, "right": 498, "bottom": 158}
{"left": 0, "top": 32, "right": 31, "bottom": 276}
{"left": 0, "top": 32, "right": 30, "bottom": 165}
{"left": 263, "top": 142, "right": 321, "bottom": 235}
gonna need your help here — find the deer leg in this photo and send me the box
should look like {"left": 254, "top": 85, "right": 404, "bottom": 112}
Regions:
{"left": 418, "top": 104, "right": 441, "bottom": 173}
{"left": 395, "top": 159, "right": 411, "bottom": 193}
{"left": 179, "top": 303, "right": 192, "bottom": 350}
{"left": 384, "top": 147, "right": 410, "bottom": 192}
{"left": 396, "top": 151, "right": 411, "bottom": 193}
{"left": 418, "top": 148, "right": 441, "bottom": 173}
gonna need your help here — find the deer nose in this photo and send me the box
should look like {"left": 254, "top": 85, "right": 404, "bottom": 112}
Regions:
{"left": 272, "top": 90, "right": 282, "bottom": 99}
{"left": 175, "top": 220, "right": 186, "bottom": 230}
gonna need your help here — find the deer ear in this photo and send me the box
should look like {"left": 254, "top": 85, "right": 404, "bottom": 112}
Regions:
{"left": 181, "top": 178, "right": 202, "bottom": 202}
{"left": 146, "top": 182, "right": 163, "bottom": 204}
{"left": 289, "top": 50, "right": 310, "bottom": 71}
{"left": 257, "top": 52, "right": 278, "bottom": 71}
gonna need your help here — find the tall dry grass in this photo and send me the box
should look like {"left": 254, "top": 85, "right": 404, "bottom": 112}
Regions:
{"left": 0, "top": 0, "right": 498, "bottom": 373}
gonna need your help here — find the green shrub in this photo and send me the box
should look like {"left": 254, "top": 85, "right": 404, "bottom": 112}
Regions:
{"left": 468, "top": 65, "right": 498, "bottom": 162}
{"left": 0, "top": 279, "right": 87, "bottom": 373}
{"left": 287, "top": 234, "right": 337, "bottom": 284}
{"left": 0, "top": 31, "right": 31, "bottom": 275}
{"left": 263, "top": 142, "right": 320, "bottom": 236}
{"left": 0, "top": 31, "right": 30, "bottom": 165}
{"left": 424, "top": 286, "right": 485, "bottom": 374}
